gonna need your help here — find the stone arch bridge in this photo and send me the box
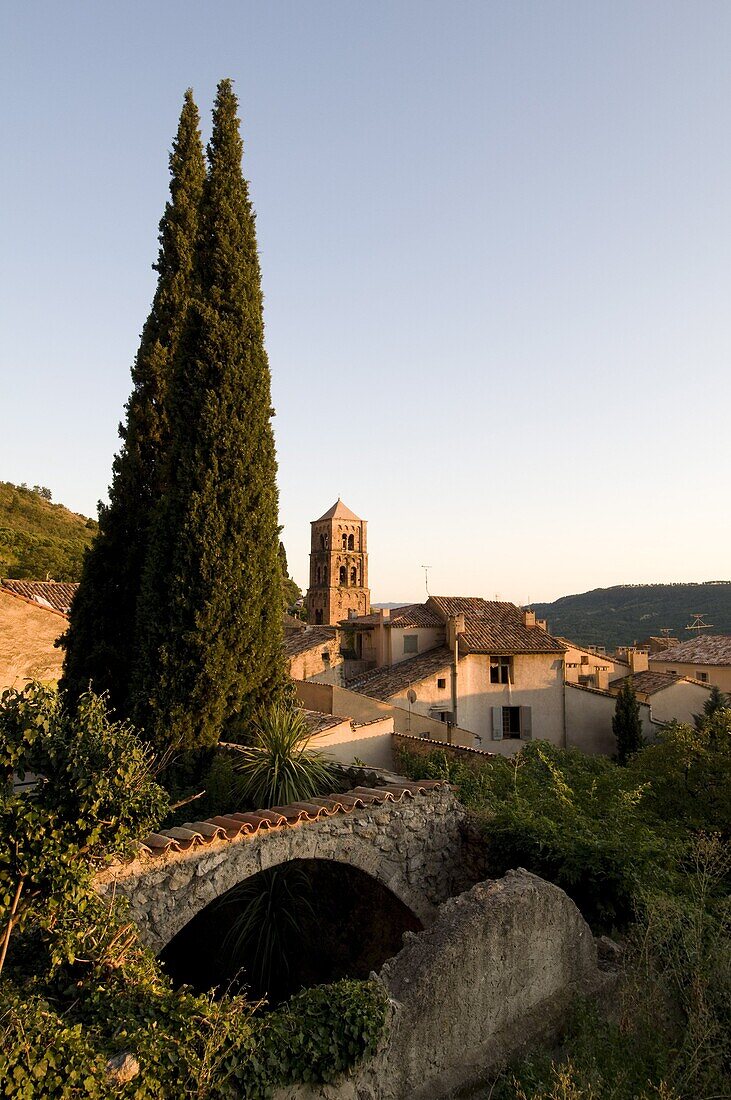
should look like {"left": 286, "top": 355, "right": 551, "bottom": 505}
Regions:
{"left": 96, "top": 781, "right": 469, "bottom": 953}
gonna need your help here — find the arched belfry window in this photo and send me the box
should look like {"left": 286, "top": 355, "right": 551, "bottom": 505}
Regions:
{"left": 348, "top": 534, "right": 354, "bottom": 550}
{"left": 339, "top": 566, "right": 347, "bottom": 586}
{"left": 316, "top": 566, "right": 321, "bottom": 584}
{"left": 350, "top": 567, "right": 357, "bottom": 586}
{"left": 342, "top": 534, "right": 347, "bottom": 550}
{"left": 323, "top": 566, "right": 328, "bottom": 584}
{"left": 319, "top": 534, "right": 326, "bottom": 550}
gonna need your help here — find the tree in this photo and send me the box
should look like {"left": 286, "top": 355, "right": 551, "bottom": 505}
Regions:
{"left": 279, "top": 540, "right": 302, "bottom": 612}
{"left": 234, "top": 704, "right": 335, "bottom": 808}
{"left": 613, "top": 677, "right": 643, "bottom": 765}
{"left": 693, "top": 684, "right": 728, "bottom": 731}
{"left": 59, "top": 91, "right": 205, "bottom": 718}
{"left": 133, "top": 80, "right": 290, "bottom": 755}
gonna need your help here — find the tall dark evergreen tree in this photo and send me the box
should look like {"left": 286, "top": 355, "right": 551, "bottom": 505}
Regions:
{"left": 59, "top": 92, "right": 205, "bottom": 716}
{"left": 133, "top": 79, "right": 290, "bottom": 754}
{"left": 613, "top": 678, "right": 643, "bottom": 765}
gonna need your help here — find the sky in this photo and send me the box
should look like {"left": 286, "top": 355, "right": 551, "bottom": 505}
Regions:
{"left": 1, "top": 2, "right": 730, "bottom": 604}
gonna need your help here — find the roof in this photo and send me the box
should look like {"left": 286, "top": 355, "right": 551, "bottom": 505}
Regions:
{"left": 282, "top": 612, "right": 307, "bottom": 632}
{"left": 556, "top": 637, "right": 629, "bottom": 668}
{"left": 1, "top": 579, "right": 78, "bottom": 615}
{"left": 649, "top": 635, "right": 731, "bottom": 668}
{"left": 301, "top": 708, "right": 351, "bottom": 734}
{"left": 345, "top": 603, "right": 443, "bottom": 630}
{"left": 347, "top": 646, "right": 453, "bottom": 701}
{"left": 429, "top": 596, "right": 566, "bottom": 654}
{"left": 283, "top": 625, "right": 337, "bottom": 659}
{"left": 313, "top": 498, "right": 362, "bottom": 523}
{"left": 608, "top": 670, "right": 708, "bottom": 696}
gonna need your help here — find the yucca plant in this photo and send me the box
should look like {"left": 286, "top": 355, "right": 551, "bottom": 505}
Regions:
{"left": 236, "top": 704, "right": 336, "bottom": 808}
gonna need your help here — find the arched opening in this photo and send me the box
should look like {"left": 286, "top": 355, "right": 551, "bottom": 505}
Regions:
{"left": 341, "top": 534, "right": 347, "bottom": 550}
{"left": 319, "top": 533, "right": 325, "bottom": 550}
{"left": 350, "top": 567, "right": 357, "bottom": 586}
{"left": 323, "top": 566, "right": 328, "bottom": 584}
{"left": 339, "top": 565, "right": 347, "bottom": 585}
{"left": 315, "top": 609, "right": 323, "bottom": 624}
{"left": 316, "top": 566, "right": 321, "bottom": 584}
{"left": 348, "top": 534, "right": 355, "bottom": 550}
{"left": 158, "top": 859, "right": 421, "bottom": 1005}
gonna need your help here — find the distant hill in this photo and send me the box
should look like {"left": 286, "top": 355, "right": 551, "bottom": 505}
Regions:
{"left": 0, "top": 481, "right": 97, "bottom": 582}
{"left": 533, "top": 583, "right": 731, "bottom": 651}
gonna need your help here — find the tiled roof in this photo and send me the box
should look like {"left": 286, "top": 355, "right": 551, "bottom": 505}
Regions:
{"left": 283, "top": 612, "right": 307, "bottom": 632}
{"left": 313, "top": 498, "right": 362, "bottom": 523}
{"left": 301, "top": 708, "right": 351, "bottom": 734}
{"left": 386, "top": 603, "right": 443, "bottom": 629}
{"left": 649, "top": 635, "right": 731, "bottom": 667}
{"left": 1, "top": 579, "right": 78, "bottom": 616}
{"left": 347, "top": 646, "right": 453, "bottom": 701}
{"left": 556, "top": 637, "right": 628, "bottom": 667}
{"left": 429, "top": 596, "right": 565, "bottom": 654}
{"left": 609, "top": 670, "right": 699, "bottom": 696}
{"left": 283, "top": 625, "right": 337, "bottom": 658}
{"left": 137, "top": 780, "right": 448, "bottom": 857}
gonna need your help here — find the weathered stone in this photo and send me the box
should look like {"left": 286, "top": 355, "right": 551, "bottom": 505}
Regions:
{"left": 106, "top": 1052, "right": 140, "bottom": 1084}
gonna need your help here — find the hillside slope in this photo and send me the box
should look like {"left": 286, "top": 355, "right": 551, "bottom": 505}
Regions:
{"left": 0, "top": 481, "right": 97, "bottom": 582}
{"left": 534, "top": 582, "right": 731, "bottom": 651}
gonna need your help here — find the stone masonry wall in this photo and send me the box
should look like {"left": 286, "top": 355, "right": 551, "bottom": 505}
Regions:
{"left": 96, "top": 789, "right": 468, "bottom": 954}
{"left": 275, "top": 870, "right": 603, "bottom": 1100}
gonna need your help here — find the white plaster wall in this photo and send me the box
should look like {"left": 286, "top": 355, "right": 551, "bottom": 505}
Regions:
{"left": 387, "top": 627, "right": 444, "bottom": 666}
{"left": 458, "top": 653, "right": 566, "bottom": 754}
{"left": 312, "top": 717, "right": 396, "bottom": 770}
{"left": 638, "top": 680, "right": 711, "bottom": 726}
{"left": 565, "top": 684, "right": 655, "bottom": 756}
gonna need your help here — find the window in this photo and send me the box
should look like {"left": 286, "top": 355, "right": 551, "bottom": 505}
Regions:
{"left": 403, "top": 634, "right": 418, "bottom": 654}
{"left": 350, "top": 567, "right": 357, "bottom": 586}
{"left": 315, "top": 610, "right": 323, "bottom": 624}
{"left": 339, "top": 566, "right": 347, "bottom": 585}
{"left": 323, "top": 566, "right": 328, "bottom": 584}
{"left": 319, "top": 534, "right": 326, "bottom": 550}
{"left": 348, "top": 534, "right": 355, "bottom": 550}
{"left": 492, "top": 705, "right": 532, "bottom": 741}
{"left": 437, "top": 677, "right": 447, "bottom": 689}
{"left": 696, "top": 671, "right": 709, "bottom": 682}
{"left": 490, "top": 656, "right": 511, "bottom": 684}
{"left": 578, "top": 674, "right": 596, "bottom": 687}
{"left": 316, "top": 566, "right": 321, "bottom": 584}
{"left": 342, "top": 534, "right": 347, "bottom": 550}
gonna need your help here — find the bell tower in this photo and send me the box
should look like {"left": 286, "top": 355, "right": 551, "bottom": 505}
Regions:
{"left": 305, "top": 499, "right": 370, "bottom": 625}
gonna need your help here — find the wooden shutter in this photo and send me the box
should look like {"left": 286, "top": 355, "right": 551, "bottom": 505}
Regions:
{"left": 491, "top": 706, "right": 503, "bottom": 740}
{"left": 520, "top": 706, "right": 532, "bottom": 740}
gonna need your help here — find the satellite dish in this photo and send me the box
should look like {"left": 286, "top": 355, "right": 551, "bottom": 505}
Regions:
{"left": 407, "top": 689, "right": 417, "bottom": 704}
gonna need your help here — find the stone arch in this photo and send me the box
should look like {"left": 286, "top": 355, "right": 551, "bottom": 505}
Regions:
{"left": 348, "top": 534, "right": 355, "bottom": 550}
{"left": 350, "top": 566, "right": 357, "bottom": 585}
{"left": 121, "top": 825, "right": 438, "bottom": 954}
{"left": 339, "top": 565, "right": 347, "bottom": 586}
{"left": 342, "top": 533, "right": 348, "bottom": 550}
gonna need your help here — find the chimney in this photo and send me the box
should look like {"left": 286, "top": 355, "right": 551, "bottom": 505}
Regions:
{"left": 628, "top": 647, "right": 649, "bottom": 674}
{"left": 379, "top": 607, "right": 391, "bottom": 622}
{"left": 523, "top": 609, "right": 536, "bottom": 627}
{"left": 446, "top": 614, "right": 465, "bottom": 650}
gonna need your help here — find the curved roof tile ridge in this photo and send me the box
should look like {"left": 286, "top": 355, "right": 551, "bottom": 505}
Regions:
{"left": 136, "top": 780, "right": 448, "bottom": 859}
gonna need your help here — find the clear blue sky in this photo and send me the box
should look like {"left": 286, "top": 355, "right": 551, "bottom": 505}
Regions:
{"left": 2, "top": 2, "right": 730, "bottom": 603}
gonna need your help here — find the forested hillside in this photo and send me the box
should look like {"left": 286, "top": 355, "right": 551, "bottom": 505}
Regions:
{"left": 534, "top": 582, "right": 731, "bottom": 650}
{"left": 0, "top": 481, "right": 97, "bottom": 582}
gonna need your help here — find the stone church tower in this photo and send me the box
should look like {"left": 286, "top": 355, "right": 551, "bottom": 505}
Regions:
{"left": 305, "top": 500, "right": 370, "bottom": 625}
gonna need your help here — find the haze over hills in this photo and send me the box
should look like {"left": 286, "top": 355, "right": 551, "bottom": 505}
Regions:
{"left": 533, "top": 582, "right": 731, "bottom": 652}
{"left": 0, "top": 480, "right": 97, "bottom": 582}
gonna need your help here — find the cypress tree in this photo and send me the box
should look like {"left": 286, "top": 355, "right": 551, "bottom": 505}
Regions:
{"left": 133, "top": 79, "right": 290, "bottom": 754}
{"left": 613, "top": 678, "right": 643, "bottom": 765}
{"left": 60, "top": 91, "right": 205, "bottom": 716}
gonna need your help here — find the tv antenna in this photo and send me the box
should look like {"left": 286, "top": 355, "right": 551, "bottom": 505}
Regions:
{"left": 421, "top": 565, "right": 432, "bottom": 597}
{"left": 686, "top": 613, "right": 713, "bottom": 633}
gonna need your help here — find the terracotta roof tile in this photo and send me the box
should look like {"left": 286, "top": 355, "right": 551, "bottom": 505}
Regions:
{"left": 649, "top": 635, "right": 731, "bottom": 667}
{"left": 347, "top": 646, "right": 453, "bottom": 701}
{"left": 137, "top": 780, "right": 448, "bottom": 858}
{"left": 611, "top": 670, "right": 711, "bottom": 696}
{"left": 283, "top": 626, "right": 337, "bottom": 658}
{"left": 313, "top": 498, "right": 362, "bottom": 523}
{"left": 1, "top": 579, "right": 78, "bottom": 616}
{"left": 429, "top": 596, "right": 565, "bottom": 654}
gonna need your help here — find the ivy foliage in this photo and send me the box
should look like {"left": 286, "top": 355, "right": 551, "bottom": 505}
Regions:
{"left": 0, "top": 684, "right": 387, "bottom": 1097}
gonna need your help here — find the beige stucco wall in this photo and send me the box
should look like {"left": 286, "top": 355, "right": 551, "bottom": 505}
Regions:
{"left": 311, "top": 716, "right": 395, "bottom": 770}
{"left": 565, "top": 683, "right": 656, "bottom": 756}
{"left": 562, "top": 644, "right": 628, "bottom": 689}
{"left": 610, "top": 679, "right": 711, "bottom": 727}
{"left": 294, "top": 680, "right": 477, "bottom": 748}
{"left": 648, "top": 659, "right": 731, "bottom": 695}
{"left": 288, "top": 634, "right": 344, "bottom": 685}
{"left": 0, "top": 591, "right": 66, "bottom": 691}
{"left": 386, "top": 627, "right": 445, "bottom": 666}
